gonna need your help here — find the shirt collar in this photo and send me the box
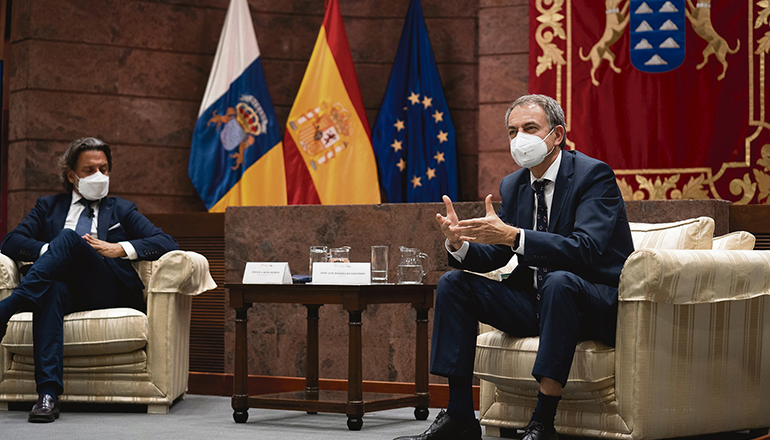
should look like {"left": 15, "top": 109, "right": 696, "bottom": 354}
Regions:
{"left": 529, "top": 149, "right": 562, "bottom": 187}
{"left": 71, "top": 191, "right": 100, "bottom": 206}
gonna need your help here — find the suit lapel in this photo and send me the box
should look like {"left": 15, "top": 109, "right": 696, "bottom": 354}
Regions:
{"left": 549, "top": 151, "right": 575, "bottom": 231}
{"left": 517, "top": 176, "right": 534, "bottom": 230}
{"left": 97, "top": 197, "right": 113, "bottom": 240}
{"left": 51, "top": 194, "right": 72, "bottom": 238}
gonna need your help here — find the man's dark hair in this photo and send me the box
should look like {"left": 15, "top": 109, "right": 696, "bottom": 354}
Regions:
{"left": 505, "top": 94, "right": 567, "bottom": 149}
{"left": 58, "top": 137, "right": 112, "bottom": 192}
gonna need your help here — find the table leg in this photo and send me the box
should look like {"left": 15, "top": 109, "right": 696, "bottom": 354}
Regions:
{"left": 233, "top": 306, "right": 250, "bottom": 423}
{"left": 346, "top": 310, "right": 364, "bottom": 430}
{"left": 305, "top": 304, "right": 321, "bottom": 412}
{"left": 414, "top": 308, "right": 430, "bottom": 420}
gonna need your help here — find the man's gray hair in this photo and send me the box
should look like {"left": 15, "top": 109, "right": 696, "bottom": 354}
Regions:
{"left": 58, "top": 137, "right": 112, "bottom": 192}
{"left": 504, "top": 94, "right": 567, "bottom": 149}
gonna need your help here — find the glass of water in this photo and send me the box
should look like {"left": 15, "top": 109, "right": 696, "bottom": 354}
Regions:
{"left": 371, "top": 246, "right": 388, "bottom": 284}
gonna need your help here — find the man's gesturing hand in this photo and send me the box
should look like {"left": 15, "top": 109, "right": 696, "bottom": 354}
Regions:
{"left": 450, "top": 194, "right": 518, "bottom": 246}
{"left": 83, "top": 234, "right": 127, "bottom": 258}
{"left": 435, "top": 195, "right": 464, "bottom": 251}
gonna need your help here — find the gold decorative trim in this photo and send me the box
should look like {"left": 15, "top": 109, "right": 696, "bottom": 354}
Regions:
{"left": 535, "top": 0, "right": 567, "bottom": 109}
{"left": 562, "top": 0, "right": 769, "bottom": 204}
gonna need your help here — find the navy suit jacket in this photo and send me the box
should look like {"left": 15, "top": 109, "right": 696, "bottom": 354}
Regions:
{"left": 451, "top": 150, "right": 634, "bottom": 291}
{"left": 1, "top": 194, "right": 178, "bottom": 294}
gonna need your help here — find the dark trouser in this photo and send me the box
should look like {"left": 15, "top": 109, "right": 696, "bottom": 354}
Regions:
{"left": 430, "top": 269, "right": 617, "bottom": 387}
{"left": 13, "top": 229, "right": 143, "bottom": 395}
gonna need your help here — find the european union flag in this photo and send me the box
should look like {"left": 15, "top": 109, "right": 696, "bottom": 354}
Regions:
{"left": 372, "top": 0, "right": 458, "bottom": 202}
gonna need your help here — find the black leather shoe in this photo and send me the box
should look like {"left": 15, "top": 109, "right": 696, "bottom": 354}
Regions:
{"left": 393, "top": 409, "right": 481, "bottom": 440}
{"left": 521, "top": 420, "right": 558, "bottom": 440}
{"left": 28, "top": 393, "right": 60, "bottom": 423}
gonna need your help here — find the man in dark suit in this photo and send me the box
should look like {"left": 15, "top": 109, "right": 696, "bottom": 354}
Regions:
{"left": 0, "top": 137, "right": 178, "bottom": 423}
{"left": 395, "top": 95, "right": 634, "bottom": 440}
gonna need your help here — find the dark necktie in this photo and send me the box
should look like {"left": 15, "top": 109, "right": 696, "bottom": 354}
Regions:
{"left": 533, "top": 179, "right": 550, "bottom": 290}
{"left": 75, "top": 199, "right": 94, "bottom": 236}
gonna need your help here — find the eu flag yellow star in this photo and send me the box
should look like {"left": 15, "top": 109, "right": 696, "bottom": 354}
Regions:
{"left": 437, "top": 130, "right": 448, "bottom": 143}
{"left": 411, "top": 175, "right": 422, "bottom": 188}
{"left": 434, "top": 151, "right": 445, "bottom": 163}
{"left": 426, "top": 167, "right": 436, "bottom": 180}
{"left": 391, "top": 139, "right": 403, "bottom": 152}
{"left": 408, "top": 92, "right": 421, "bottom": 105}
{"left": 394, "top": 119, "right": 405, "bottom": 131}
{"left": 432, "top": 110, "right": 443, "bottom": 123}
{"left": 397, "top": 158, "right": 406, "bottom": 172}
{"left": 421, "top": 96, "right": 433, "bottom": 109}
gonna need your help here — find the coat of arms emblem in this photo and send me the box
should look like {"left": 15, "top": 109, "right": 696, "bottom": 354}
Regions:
{"left": 207, "top": 94, "right": 268, "bottom": 170}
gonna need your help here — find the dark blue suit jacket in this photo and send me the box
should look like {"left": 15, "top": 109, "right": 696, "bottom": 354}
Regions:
{"left": 0, "top": 194, "right": 178, "bottom": 294}
{"left": 451, "top": 149, "right": 634, "bottom": 290}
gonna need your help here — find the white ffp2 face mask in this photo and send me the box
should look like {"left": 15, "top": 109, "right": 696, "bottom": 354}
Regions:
{"left": 76, "top": 171, "right": 109, "bottom": 201}
{"left": 509, "top": 128, "right": 556, "bottom": 169}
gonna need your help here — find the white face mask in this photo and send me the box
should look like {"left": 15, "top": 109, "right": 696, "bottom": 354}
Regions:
{"left": 509, "top": 128, "right": 556, "bottom": 169}
{"left": 75, "top": 171, "right": 109, "bottom": 201}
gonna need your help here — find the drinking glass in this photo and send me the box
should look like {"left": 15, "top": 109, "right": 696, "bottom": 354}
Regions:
{"left": 309, "top": 246, "right": 328, "bottom": 274}
{"left": 371, "top": 246, "right": 388, "bottom": 284}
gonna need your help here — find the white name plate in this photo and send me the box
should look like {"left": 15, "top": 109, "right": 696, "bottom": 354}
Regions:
{"left": 242, "top": 262, "right": 292, "bottom": 284}
{"left": 312, "top": 262, "right": 371, "bottom": 285}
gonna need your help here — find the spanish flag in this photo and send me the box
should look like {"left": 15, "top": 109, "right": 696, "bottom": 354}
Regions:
{"left": 283, "top": 0, "right": 381, "bottom": 205}
{"left": 188, "top": 0, "right": 287, "bottom": 211}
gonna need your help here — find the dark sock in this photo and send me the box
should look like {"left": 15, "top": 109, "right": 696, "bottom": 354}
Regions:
{"left": 38, "top": 384, "right": 59, "bottom": 402}
{"left": 446, "top": 376, "right": 475, "bottom": 422}
{"left": 530, "top": 391, "right": 561, "bottom": 430}
{"left": 0, "top": 293, "right": 34, "bottom": 324}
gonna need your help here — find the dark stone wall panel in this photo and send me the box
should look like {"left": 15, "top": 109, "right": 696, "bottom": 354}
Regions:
{"left": 479, "top": 54, "right": 528, "bottom": 104}
{"left": 479, "top": 103, "right": 511, "bottom": 152}
{"left": 116, "top": 97, "right": 198, "bottom": 147}
{"left": 261, "top": 59, "right": 309, "bottom": 107}
{"left": 458, "top": 154, "right": 478, "bottom": 202}
{"left": 345, "top": 18, "right": 401, "bottom": 64}
{"left": 425, "top": 18, "right": 476, "bottom": 64}
{"left": 26, "top": 41, "right": 120, "bottom": 94}
{"left": 453, "top": 109, "right": 478, "bottom": 155}
{"left": 14, "top": 90, "right": 121, "bottom": 142}
{"left": 9, "top": 40, "right": 29, "bottom": 92}
{"left": 7, "top": 140, "right": 66, "bottom": 192}
{"left": 479, "top": 0, "right": 529, "bottom": 7}
{"left": 478, "top": 5, "right": 528, "bottom": 56}
{"left": 252, "top": 13, "right": 298, "bottom": 60}
{"left": 109, "top": 144, "right": 198, "bottom": 196}
{"left": 437, "top": 64, "right": 478, "bottom": 110}
{"left": 118, "top": 49, "right": 212, "bottom": 100}
{"left": 122, "top": 194, "right": 207, "bottom": 214}
{"left": 478, "top": 151, "right": 518, "bottom": 200}
{"left": 117, "top": 2, "right": 224, "bottom": 53}
{"left": 19, "top": 0, "right": 121, "bottom": 44}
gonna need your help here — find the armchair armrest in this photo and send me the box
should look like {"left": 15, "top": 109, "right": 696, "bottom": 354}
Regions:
{"left": 0, "top": 253, "right": 20, "bottom": 294}
{"left": 135, "top": 250, "right": 217, "bottom": 297}
{"left": 616, "top": 248, "right": 770, "bottom": 438}
{"left": 618, "top": 249, "right": 770, "bottom": 304}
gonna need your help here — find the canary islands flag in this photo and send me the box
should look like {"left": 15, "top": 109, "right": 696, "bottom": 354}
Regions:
{"left": 189, "top": 0, "right": 287, "bottom": 212}
{"left": 372, "top": 0, "right": 457, "bottom": 202}
{"left": 282, "top": 0, "right": 381, "bottom": 205}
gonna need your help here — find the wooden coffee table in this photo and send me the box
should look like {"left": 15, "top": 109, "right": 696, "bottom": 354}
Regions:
{"left": 227, "top": 283, "right": 435, "bottom": 430}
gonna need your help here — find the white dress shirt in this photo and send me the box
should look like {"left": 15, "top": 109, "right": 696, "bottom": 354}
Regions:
{"left": 39, "top": 191, "right": 138, "bottom": 259}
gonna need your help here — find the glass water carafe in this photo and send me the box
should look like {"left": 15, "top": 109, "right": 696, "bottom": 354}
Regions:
{"left": 397, "top": 246, "right": 428, "bottom": 284}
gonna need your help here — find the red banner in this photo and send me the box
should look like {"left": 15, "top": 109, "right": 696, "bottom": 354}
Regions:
{"left": 529, "top": 0, "right": 770, "bottom": 204}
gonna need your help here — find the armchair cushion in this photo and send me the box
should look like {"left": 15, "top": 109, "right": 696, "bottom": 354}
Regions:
{"left": 2, "top": 308, "right": 148, "bottom": 357}
{"left": 629, "top": 216, "right": 714, "bottom": 250}
{"left": 712, "top": 231, "right": 755, "bottom": 250}
{"left": 475, "top": 332, "right": 615, "bottom": 395}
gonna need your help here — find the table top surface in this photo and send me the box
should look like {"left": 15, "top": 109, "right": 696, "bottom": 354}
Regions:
{"left": 226, "top": 283, "right": 436, "bottom": 309}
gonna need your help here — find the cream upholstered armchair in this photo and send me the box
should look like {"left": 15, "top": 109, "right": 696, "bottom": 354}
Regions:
{"left": 0, "top": 250, "right": 216, "bottom": 414}
{"left": 474, "top": 217, "right": 770, "bottom": 440}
